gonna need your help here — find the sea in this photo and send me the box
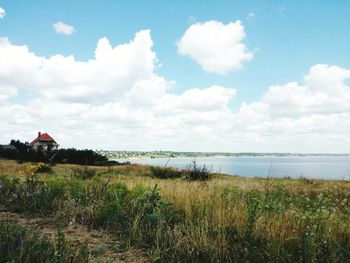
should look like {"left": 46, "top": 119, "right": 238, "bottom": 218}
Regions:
{"left": 115, "top": 155, "right": 350, "bottom": 180}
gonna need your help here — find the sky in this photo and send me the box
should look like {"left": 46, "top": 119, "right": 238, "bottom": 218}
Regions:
{"left": 0, "top": 0, "right": 350, "bottom": 153}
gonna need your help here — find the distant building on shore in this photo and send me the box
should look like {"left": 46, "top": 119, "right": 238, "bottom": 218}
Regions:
{"left": 29, "top": 132, "right": 59, "bottom": 151}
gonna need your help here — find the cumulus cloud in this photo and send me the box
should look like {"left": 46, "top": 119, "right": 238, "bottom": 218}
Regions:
{"left": 0, "top": 7, "right": 5, "bottom": 19}
{"left": 0, "top": 83, "right": 236, "bottom": 150}
{"left": 231, "top": 64, "right": 350, "bottom": 152}
{"left": 0, "top": 31, "right": 155, "bottom": 102}
{"left": 1, "top": 29, "right": 350, "bottom": 152}
{"left": 53, "top": 21, "right": 76, "bottom": 35}
{"left": 0, "top": 31, "right": 236, "bottom": 150}
{"left": 0, "top": 86, "right": 17, "bottom": 102}
{"left": 260, "top": 64, "right": 350, "bottom": 117}
{"left": 177, "top": 20, "right": 253, "bottom": 75}
{"left": 158, "top": 85, "right": 235, "bottom": 113}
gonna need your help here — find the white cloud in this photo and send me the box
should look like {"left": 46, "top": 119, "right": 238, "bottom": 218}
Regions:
{"left": 177, "top": 20, "right": 253, "bottom": 75}
{"left": 126, "top": 75, "right": 173, "bottom": 108}
{"left": 260, "top": 64, "right": 350, "bottom": 117}
{"left": 0, "top": 31, "right": 236, "bottom": 150}
{"left": 247, "top": 12, "right": 255, "bottom": 19}
{"left": 0, "top": 86, "right": 17, "bottom": 102}
{"left": 0, "top": 31, "right": 155, "bottom": 102}
{"left": 1, "top": 30, "right": 350, "bottom": 152}
{"left": 0, "top": 7, "right": 5, "bottom": 19}
{"left": 158, "top": 85, "right": 235, "bottom": 113}
{"left": 231, "top": 64, "right": 350, "bottom": 152}
{"left": 53, "top": 21, "right": 76, "bottom": 35}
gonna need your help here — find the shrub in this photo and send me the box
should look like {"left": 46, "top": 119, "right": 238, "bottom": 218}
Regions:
{"left": 186, "top": 161, "right": 212, "bottom": 181}
{"left": 150, "top": 166, "right": 183, "bottom": 179}
{"left": 1, "top": 139, "right": 110, "bottom": 166}
{"left": 0, "top": 145, "right": 18, "bottom": 159}
{"left": 149, "top": 161, "right": 213, "bottom": 181}
{"left": 35, "top": 162, "right": 53, "bottom": 173}
{"left": 53, "top": 148, "right": 108, "bottom": 165}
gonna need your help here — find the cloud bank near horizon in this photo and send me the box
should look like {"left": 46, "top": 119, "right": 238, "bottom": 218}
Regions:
{"left": 0, "top": 27, "right": 350, "bottom": 152}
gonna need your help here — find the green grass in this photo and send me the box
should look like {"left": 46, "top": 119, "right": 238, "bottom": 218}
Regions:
{"left": 0, "top": 222, "right": 90, "bottom": 263}
{"left": 0, "top": 160, "right": 350, "bottom": 262}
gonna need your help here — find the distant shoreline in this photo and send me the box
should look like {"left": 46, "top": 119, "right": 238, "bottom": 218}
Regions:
{"left": 108, "top": 154, "right": 350, "bottom": 181}
{"left": 97, "top": 150, "right": 350, "bottom": 160}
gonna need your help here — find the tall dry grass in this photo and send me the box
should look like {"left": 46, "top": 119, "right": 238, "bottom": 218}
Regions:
{"left": 1, "top": 159, "right": 350, "bottom": 262}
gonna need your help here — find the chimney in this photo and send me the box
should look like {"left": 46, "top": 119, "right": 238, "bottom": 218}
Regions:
{"left": 38, "top": 131, "right": 41, "bottom": 138}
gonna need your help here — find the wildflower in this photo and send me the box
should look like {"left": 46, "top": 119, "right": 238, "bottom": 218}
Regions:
{"left": 15, "top": 235, "right": 23, "bottom": 247}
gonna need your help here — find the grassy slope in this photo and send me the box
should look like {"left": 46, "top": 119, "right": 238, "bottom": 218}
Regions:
{"left": 0, "top": 159, "right": 350, "bottom": 262}
{"left": 0, "top": 207, "right": 148, "bottom": 262}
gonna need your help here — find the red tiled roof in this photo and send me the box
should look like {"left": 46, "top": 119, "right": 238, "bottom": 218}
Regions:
{"left": 30, "top": 133, "right": 56, "bottom": 145}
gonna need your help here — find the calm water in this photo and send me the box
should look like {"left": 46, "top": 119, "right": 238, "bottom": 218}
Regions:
{"left": 116, "top": 156, "right": 350, "bottom": 180}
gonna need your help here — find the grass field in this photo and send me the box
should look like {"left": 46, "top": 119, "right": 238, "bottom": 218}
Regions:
{"left": 0, "top": 159, "right": 349, "bottom": 262}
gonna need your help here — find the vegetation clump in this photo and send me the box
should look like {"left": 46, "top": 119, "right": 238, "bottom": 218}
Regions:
{"left": 149, "top": 166, "right": 183, "bottom": 179}
{"left": 150, "top": 160, "right": 213, "bottom": 181}
{"left": 0, "top": 160, "right": 349, "bottom": 262}
{"left": 0, "top": 222, "right": 90, "bottom": 263}
{"left": 186, "top": 160, "right": 212, "bottom": 181}
{"left": 0, "top": 139, "right": 111, "bottom": 166}
{"left": 71, "top": 166, "right": 97, "bottom": 180}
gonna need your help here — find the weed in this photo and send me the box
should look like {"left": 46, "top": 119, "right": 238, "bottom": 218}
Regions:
{"left": 71, "top": 166, "right": 97, "bottom": 180}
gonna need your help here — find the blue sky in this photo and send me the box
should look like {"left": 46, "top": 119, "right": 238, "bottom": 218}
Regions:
{"left": 2, "top": 1, "right": 350, "bottom": 105}
{"left": 1, "top": 1, "right": 350, "bottom": 152}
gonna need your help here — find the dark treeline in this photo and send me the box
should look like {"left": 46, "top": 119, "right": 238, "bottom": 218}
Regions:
{"left": 0, "top": 140, "right": 124, "bottom": 166}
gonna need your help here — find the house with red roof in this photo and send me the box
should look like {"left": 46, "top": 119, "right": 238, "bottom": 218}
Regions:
{"left": 30, "top": 132, "right": 59, "bottom": 151}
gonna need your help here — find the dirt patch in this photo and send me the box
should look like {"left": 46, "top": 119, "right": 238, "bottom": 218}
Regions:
{"left": 0, "top": 206, "right": 149, "bottom": 262}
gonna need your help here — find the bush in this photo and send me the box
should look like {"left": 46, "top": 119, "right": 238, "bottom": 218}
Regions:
{"left": 149, "top": 161, "right": 213, "bottom": 181}
{"left": 186, "top": 161, "right": 212, "bottom": 181}
{"left": 53, "top": 148, "right": 108, "bottom": 165}
{"left": 0, "top": 145, "right": 18, "bottom": 159}
{"left": 1, "top": 139, "right": 110, "bottom": 166}
{"left": 150, "top": 166, "right": 183, "bottom": 179}
{"left": 35, "top": 163, "right": 53, "bottom": 173}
